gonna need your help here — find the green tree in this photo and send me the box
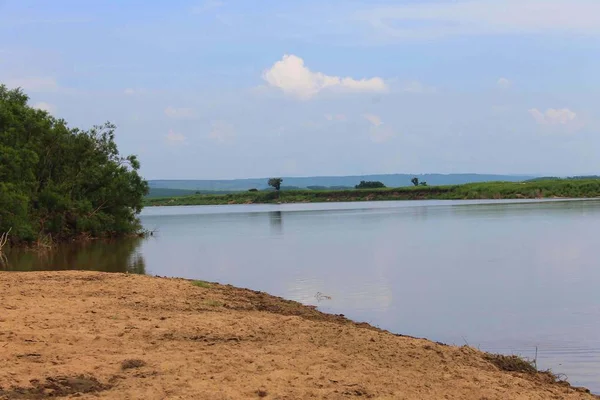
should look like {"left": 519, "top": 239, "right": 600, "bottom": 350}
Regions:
{"left": 0, "top": 85, "right": 148, "bottom": 245}
{"left": 355, "top": 181, "right": 386, "bottom": 189}
{"left": 268, "top": 178, "right": 283, "bottom": 191}
{"left": 411, "top": 177, "right": 419, "bottom": 186}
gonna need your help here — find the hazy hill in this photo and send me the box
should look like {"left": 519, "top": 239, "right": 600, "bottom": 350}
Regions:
{"left": 148, "top": 174, "right": 535, "bottom": 192}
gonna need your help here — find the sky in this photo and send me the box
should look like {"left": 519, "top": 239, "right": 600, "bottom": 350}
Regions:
{"left": 1, "top": 0, "right": 599, "bottom": 179}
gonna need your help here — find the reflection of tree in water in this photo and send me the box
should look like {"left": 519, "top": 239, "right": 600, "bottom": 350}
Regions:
{"left": 412, "top": 206, "right": 429, "bottom": 220}
{"left": 4, "top": 237, "right": 146, "bottom": 274}
{"left": 269, "top": 211, "right": 283, "bottom": 235}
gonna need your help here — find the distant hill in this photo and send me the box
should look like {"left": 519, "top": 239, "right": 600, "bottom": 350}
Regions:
{"left": 148, "top": 174, "right": 536, "bottom": 192}
{"left": 525, "top": 175, "right": 600, "bottom": 182}
{"left": 145, "top": 188, "right": 241, "bottom": 198}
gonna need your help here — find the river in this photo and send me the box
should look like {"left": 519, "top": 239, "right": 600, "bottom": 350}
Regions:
{"left": 4, "top": 199, "right": 600, "bottom": 392}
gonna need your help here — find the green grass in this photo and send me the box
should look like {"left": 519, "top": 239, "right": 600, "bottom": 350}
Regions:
{"left": 191, "top": 280, "right": 212, "bottom": 288}
{"left": 144, "top": 179, "right": 600, "bottom": 207}
{"left": 145, "top": 188, "right": 199, "bottom": 198}
{"left": 204, "top": 300, "right": 224, "bottom": 307}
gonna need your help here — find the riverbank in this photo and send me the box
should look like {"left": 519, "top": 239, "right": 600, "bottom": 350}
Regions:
{"left": 145, "top": 179, "right": 600, "bottom": 206}
{"left": 0, "top": 272, "right": 595, "bottom": 399}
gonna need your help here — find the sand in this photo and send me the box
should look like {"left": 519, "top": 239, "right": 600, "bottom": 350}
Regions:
{"left": 0, "top": 271, "right": 596, "bottom": 399}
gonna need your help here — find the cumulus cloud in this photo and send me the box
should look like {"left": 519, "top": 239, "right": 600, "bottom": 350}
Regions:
{"left": 165, "top": 129, "right": 186, "bottom": 144}
{"left": 165, "top": 106, "right": 195, "bottom": 119}
{"left": 497, "top": 77, "right": 511, "bottom": 89}
{"left": 6, "top": 77, "right": 58, "bottom": 92}
{"left": 32, "top": 102, "right": 56, "bottom": 113}
{"left": 363, "top": 113, "right": 394, "bottom": 143}
{"left": 529, "top": 108, "right": 577, "bottom": 125}
{"left": 208, "top": 120, "right": 235, "bottom": 144}
{"left": 262, "top": 54, "right": 388, "bottom": 100}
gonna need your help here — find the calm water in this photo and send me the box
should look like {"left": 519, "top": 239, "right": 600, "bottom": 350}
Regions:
{"left": 4, "top": 199, "right": 600, "bottom": 392}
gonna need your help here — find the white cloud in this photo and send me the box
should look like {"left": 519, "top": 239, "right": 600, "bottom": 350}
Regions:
{"left": 363, "top": 113, "right": 394, "bottom": 143}
{"left": 165, "top": 129, "right": 186, "bottom": 144}
{"left": 497, "top": 78, "right": 511, "bottom": 89}
{"left": 165, "top": 106, "right": 195, "bottom": 119}
{"left": 192, "top": 0, "right": 224, "bottom": 13}
{"left": 124, "top": 88, "right": 136, "bottom": 95}
{"left": 262, "top": 54, "right": 388, "bottom": 100}
{"left": 5, "top": 77, "right": 58, "bottom": 92}
{"left": 32, "top": 102, "right": 56, "bottom": 113}
{"left": 358, "top": 0, "right": 600, "bottom": 40}
{"left": 529, "top": 108, "right": 577, "bottom": 125}
{"left": 208, "top": 120, "right": 235, "bottom": 143}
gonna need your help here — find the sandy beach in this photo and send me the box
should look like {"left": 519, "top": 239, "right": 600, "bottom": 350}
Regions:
{"left": 0, "top": 271, "right": 595, "bottom": 399}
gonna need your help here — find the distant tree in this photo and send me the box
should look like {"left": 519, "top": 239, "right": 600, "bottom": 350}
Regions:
{"left": 411, "top": 177, "right": 419, "bottom": 186}
{"left": 248, "top": 188, "right": 258, "bottom": 192}
{"left": 419, "top": 182, "right": 428, "bottom": 186}
{"left": 268, "top": 178, "right": 283, "bottom": 191}
{"left": 355, "top": 181, "right": 386, "bottom": 189}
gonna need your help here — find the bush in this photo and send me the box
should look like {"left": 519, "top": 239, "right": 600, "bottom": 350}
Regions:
{"left": 0, "top": 85, "right": 148, "bottom": 244}
{"left": 355, "top": 181, "right": 386, "bottom": 189}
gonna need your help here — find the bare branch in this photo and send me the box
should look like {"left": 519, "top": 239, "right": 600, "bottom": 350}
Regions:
{"left": 0, "top": 227, "right": 12, "bottom": 253}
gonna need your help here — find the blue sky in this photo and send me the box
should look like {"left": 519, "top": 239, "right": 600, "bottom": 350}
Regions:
{"left": 2, "top": 0, "right": 599, "bottom": 179}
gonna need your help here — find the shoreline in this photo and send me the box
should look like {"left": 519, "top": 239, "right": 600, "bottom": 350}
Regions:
{"left": 143, "top": 196, "right": 600, "bottom": 208}
{"left": 144, "top": 179, "right": 600, "bottom": 207}
{"left": 0, "top": 271, "right": 596, "bottom": 399}
{"left": 145, "top": 195, "right": 600, "bottom": 207}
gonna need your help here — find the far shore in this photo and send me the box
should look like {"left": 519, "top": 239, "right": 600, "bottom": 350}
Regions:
{"left": 0, "top": 271, "right": 596, "bottom": 399}
{"left": 144, "top": 179, "right": 600, "bottom": 207}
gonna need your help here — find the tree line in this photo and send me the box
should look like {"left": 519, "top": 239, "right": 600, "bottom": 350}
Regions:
{"left": 259, "top": 177, "right": 427, "bottom": 191}
{"left": 0, "top": 85, "right": 148, "bottom": 245}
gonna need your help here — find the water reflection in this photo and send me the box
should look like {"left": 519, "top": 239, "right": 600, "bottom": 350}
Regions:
{"left": 269, "top": 211, "right": 283, "bottom": 235}
{"left": 3, "top": 237, "right": 146, "bottom": 274}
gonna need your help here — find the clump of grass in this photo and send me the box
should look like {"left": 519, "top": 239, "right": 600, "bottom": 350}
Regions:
{"left": 484, "top": 353, "right": 537, "bottom": 374}
{"left": 191, "top": 280, "right": 211, "bottom": 288}
{"left": 121, "top": 359, "right": 146, "bottom": 370}
{"left": 484, "top": 352, "right": 578, "bottom": 388}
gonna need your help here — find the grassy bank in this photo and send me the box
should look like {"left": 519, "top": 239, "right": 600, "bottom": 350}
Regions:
{"left": 0, "top": 271, "right": 595, "bottom": 399}
{"left": 145, "top": 179, "right": 600, "bottom": 206}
